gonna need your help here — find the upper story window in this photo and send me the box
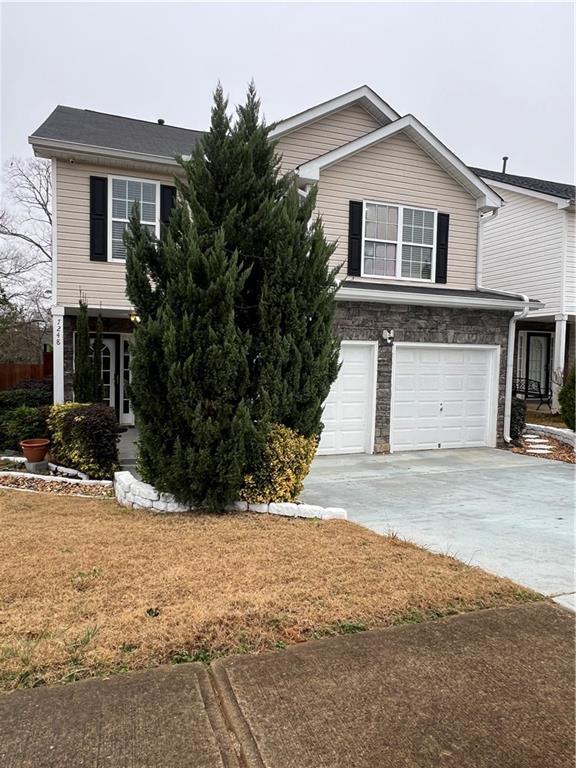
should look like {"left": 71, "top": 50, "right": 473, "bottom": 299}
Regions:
{"left": 109, "top": 177, "right": 159, "bottom": 261}
{"left": 362, "top": 201, "right": 436, "bottom": 281}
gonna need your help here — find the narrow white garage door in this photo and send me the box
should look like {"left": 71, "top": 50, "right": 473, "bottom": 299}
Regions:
{"left": 391, "top": 344, "right": 498, "bottom": 452}
{"left": 318, "top": 342, "right": 376, "bottom": 455}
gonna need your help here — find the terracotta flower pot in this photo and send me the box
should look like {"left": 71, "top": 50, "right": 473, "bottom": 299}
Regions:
{"left": 20, "top": 439, "right": 50, "bottom": 463}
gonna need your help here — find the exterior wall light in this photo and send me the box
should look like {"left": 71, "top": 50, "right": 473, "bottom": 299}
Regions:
{"left": 382, "top": 329, "right": 394, "bottom": 346}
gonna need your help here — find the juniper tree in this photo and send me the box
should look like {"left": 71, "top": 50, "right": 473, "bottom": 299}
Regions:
{"left": 73, "top": 297, "right": 94, "bottom": 402}
{"left": 177, "top": 83, "right": 339, "bottom": 439}
{"left": 125, "top": 203, "right": 254, "bottom": 510}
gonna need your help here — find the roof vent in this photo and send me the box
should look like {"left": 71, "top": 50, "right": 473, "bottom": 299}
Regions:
{"left": 157, "top": 119, "right": 165, "bottom": 125}
{"left": 502, "top": 156, "right": 509, "bottom": 174}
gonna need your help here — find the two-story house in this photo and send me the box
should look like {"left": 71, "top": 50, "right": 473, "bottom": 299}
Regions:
{"left": 471, "top": 167, "right": 575, "bottom": 409}
{"left": 29, "top": 86, "right": 538, "bottom": 456}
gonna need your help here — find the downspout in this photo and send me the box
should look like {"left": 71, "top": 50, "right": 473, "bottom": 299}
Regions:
{"left": 476, "top": 208, "right": 531, "bottom": 443}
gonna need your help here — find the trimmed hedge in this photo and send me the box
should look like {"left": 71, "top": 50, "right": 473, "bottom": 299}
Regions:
{"left": 240, "top": 424, "right": 317, "bottom": 504}
{"left": 0, "top": 406, "right": 49, "bottom": 451}
{"left": 558, "top": 366, "right": 575, "bottom": 431}
{"left": 0, "top": 387, "right": 52, "bottom": 412}
{"left": 510, "top": 396, "right": 526, "bottom": 443}
{"left": 47, "top": 403, "right": 119, "bottom": 479}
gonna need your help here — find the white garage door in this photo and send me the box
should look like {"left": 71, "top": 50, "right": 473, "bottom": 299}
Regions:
{"left": 318, "top": 342, "right": 376, "bottom": 455}
{"left": 391, "top": 344, "right": 498, "bottom": 452}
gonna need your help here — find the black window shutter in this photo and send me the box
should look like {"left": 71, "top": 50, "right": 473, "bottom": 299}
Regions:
{"left": 160, "top": 185, "right": 176, "bottom": 229}
{"left": 90, "top": 176, "right": 107, "bottom": 261}
{"left": 435, "top": 213, "right": 449, "bottom": 284}
{"left": 348, "top": 200, "right": 363, "bottom": 276}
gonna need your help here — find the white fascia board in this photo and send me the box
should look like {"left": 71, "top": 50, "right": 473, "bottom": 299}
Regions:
{"left": 29, "top": 135, "right": 179, "bottom": 167}
{"left": 269, "top": 86, "right": 400, "bottom": 140}
{"left": 336, "top": 285, "right": 541, "bottom": 311}
{"left": 480, "top": 178, "right": 573, "bottom": 209}
{"left": 297, "top": 115, "right": 503, "bottom": 211}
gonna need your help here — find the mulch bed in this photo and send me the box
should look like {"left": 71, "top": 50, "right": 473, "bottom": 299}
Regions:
{"left": 0, "top": 474, "right": 114, "bottom": 497}
{"left": 512, "top": 435, "right": 575, "bottom": 465}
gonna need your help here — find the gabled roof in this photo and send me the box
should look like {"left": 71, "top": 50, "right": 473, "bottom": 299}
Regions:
{"left": 30, "top": 106, "right": 203, "bottom": 163}
{"left": 471, "top": 167, "right": 575, "bottom": 203}
{"left": 296, "top": 115, "right": 503, "bottom": 211}
{"left": 269, "top": 85, "right": 400, "bottom": 139}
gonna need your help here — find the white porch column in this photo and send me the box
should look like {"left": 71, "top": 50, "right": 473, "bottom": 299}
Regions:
{"left": 52, "top": 305, "right": 65, "bottom": 404}
{"left": 552, "top": 314, "right": 568, "bottom": 410}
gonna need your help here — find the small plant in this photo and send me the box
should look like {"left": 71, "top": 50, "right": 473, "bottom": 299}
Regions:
{"left": 70, "top": 567, "right": 100, "bottom": 592}
{"left": 145, "top": 607, "right": 160, "bottom": 618}
{"left": 558, "top": 366, "right": 575, "bottom": 431}
{"left": 241, "top": 424, "right": 317, "bottom": 504}
{"left": 510, "top": 396, "right": 526, "bottom": 442}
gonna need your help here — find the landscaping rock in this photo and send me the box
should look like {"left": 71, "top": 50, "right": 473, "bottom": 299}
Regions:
{"left": 248, "top": 502, "right": 269, "bottom": 514}
{"left": 131, "top": 480, "right": 159, "bottom": 502}
{"left": 321, "top": 507, "right": 348, "bottom": 520}
{"left": 268, "top": 502, "right": 299, "bottom": 517}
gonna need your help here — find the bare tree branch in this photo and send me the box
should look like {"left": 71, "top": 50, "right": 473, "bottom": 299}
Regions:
{"left": 1, "top": 157, "right": 52, "bottom": 262}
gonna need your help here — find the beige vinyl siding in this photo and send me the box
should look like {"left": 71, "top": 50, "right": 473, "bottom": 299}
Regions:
{"left": 315, "top": 132, "right": 479, "bottom": 289}
{"left": 276, "top": 105, "right": 381, "bottom": 175}
{"left": 56, "top": 160, "right": 176, "bottom": 309}
{"left": 565, "top": 210, "right": 575, "bottom": 314}
{"left": 480, "top": 186, "right": 564, "bottom": 316}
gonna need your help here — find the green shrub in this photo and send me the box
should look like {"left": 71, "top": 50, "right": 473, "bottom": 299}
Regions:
{"left": 510, "top": 396, "right": 526, "bottom": 443}
{"left": 14, "top": 378, "right": 53, "bottom": 402}
{"left": 48, "top": 403, "right": 119, "bottom": 479}
{"left": 0, "top": 406, "right": 49, "bottom": 451}
{"left": 240, "top": 424, "right": 317, "bottom": 504}
{"left": 558, "top": 366, "right": 575, "bottom": 431}
{"left": 0, "top": 387, "right": 51, "bottom": 413}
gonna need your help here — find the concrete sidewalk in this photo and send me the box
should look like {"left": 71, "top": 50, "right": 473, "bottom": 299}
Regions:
{"left": 1, "top": 603, "right": 573, "bottom": 768}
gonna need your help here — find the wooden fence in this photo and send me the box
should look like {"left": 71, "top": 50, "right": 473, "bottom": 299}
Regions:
{"left": 0, "top": 353, "right": 53, "bottom": 391}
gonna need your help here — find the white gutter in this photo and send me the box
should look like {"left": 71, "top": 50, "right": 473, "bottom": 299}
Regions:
{"left": 336, "top": 286, "right": 540, "bottom": 312}
{"left": 29, "top": 136, "right": 180, "bottom": 167}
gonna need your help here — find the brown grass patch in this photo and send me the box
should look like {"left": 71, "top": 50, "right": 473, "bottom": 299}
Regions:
{"left": 0, "top": 489, "right": 539, "bottom": 692}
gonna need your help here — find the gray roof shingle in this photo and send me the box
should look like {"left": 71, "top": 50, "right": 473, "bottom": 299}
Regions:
{"left": 470, "top": 167, "right": 575, "bottom": 201}
{"left": 30, "top": 105, "right": 203, "bottom": 159}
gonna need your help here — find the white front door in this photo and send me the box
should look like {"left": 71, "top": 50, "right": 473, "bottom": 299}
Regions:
{"left": 318, "top": 342, "right": 376, "bottom": 455}
{"left": 391, "top": 344, "right": 498, "bottom": 452}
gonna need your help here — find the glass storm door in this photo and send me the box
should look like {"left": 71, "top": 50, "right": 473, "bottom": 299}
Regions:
{"left": 526, "top": 334, "right": 549, "bottom": 393}
{"left": 98, "top": 339, "right": 117, "bottom": 409}
{"left": 119, "top": 336, "right": 134, "bottom": 425}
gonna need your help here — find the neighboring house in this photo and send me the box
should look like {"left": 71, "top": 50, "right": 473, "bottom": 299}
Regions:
{"left": 29, "top": 86, "right": 539, "bottom": 455}
{"left": 472, "top": 168, "right": 575, "bottom": 408}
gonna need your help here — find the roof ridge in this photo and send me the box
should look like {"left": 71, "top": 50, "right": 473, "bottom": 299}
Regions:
{"left": 57, "top": 104, "right": 203, "bottom": 134}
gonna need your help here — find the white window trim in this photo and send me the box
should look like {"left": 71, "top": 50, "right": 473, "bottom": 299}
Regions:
{"left": 360, "top": 200, "right": 437, "bottom": 283}
{"left": 107, "top": 175, "right": 161, "bottom": 263}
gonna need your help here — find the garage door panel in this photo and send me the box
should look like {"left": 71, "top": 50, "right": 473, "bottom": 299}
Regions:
{"left": 318, "top": 344, "right": 375, "bottom": 455}
{"left": 391, "top": 345, "right": 497, "bottom": 452}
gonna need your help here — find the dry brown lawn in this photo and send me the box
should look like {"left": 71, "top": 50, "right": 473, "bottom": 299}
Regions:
{"left": 0, "top": 488, "right": 539, "bottom": 692}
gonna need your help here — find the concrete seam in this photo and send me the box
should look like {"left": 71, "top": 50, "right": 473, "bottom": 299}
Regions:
{"left": 195, "top": 666, "right": 242, "bottom": 768}
{"left": 208, "top": 663, "right": 266, "bottom": 768}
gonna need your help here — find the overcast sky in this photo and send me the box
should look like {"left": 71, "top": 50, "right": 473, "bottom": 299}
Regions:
{"left": 1, "top": 1, "right": 574, "bottom": 182}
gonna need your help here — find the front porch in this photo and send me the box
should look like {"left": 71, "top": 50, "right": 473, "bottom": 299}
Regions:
{"left": 515, "top": 314, "right": 574, "bottom": 410}
{"left": 52, "top": 306, "right": 136, "bottom": 426}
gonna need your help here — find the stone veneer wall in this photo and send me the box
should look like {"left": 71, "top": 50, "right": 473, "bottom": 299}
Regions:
{"left": 332, "top": 302, "right": 513, "bottom": 452}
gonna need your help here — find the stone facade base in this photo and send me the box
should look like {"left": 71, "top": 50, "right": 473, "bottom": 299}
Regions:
{"left": 333, "top": 301, "right": 513, "bottom": 451}
{"left": 114, "top": 471, "right": 347, "bottom": 520}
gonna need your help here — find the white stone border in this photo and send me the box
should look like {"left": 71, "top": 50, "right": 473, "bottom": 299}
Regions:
{"left": 525, "top": 424, "right": 575, "bottom": 448}
{"left": 114, "top": 471, "right": 347, "bottom": 520}
{"left": 0, "top": 467, "right": 113, "bottom": 488}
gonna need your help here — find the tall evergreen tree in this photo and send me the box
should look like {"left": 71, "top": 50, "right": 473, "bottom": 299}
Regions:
{"left": 73, "top": 297, "right": 95, "bottom": 402}
{"left": 126, "top": 84, "right": 340, "bottom": 509}
{"left": 125, "top": 202, "right": 254, "bottom": 510}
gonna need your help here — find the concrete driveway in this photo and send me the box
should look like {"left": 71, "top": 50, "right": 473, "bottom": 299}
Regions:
{"left": 302, "top": 448, "right": 575, "bottom": 609}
